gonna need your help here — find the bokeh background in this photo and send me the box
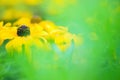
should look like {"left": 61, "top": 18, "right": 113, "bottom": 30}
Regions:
{"left": 0, "top": 0, "right": 120, "bottom": 80}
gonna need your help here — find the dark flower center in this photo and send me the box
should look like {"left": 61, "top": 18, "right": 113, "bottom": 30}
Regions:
{"left": 31, "top": 16, "right": 41, "bottom": 23}
{"left": 17, "top": 25, "right": 30, "bottom": 37}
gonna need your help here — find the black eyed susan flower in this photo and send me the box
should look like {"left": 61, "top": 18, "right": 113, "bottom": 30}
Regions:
{"left": 0, "top": 20, "right": 48, "bottom": 60}
{"left": 13, "top": 17, "right": 48, "bottom": 39}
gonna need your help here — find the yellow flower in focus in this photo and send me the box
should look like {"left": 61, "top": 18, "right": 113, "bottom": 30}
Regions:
{"left": 0, "top": 21, "right": 48, "bottom": 60}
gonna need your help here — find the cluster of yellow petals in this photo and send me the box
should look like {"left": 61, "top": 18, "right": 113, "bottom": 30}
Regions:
{"left": 0, "top": 17, "right": 82, "bottom": 55}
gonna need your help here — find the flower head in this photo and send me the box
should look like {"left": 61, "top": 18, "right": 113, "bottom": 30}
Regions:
{"left": 0, "top": 19, "right": 48, "bottom": 60}
{"left": 17, "top": 25, "right": 30, "bottom": 37}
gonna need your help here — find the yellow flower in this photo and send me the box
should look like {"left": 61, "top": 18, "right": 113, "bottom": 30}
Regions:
{"left": 0, "top": 20, "right": 48, "bottom": 60}
{"left": 13, "top": 17, "right": 48, "bottom": 38}
{"left": 54, "top": 32, "right": 72, "bottom": 51}
{"left": 37, "top": 20, "right": 82, "bottom": 51}
{"left": 39, "top": 21, "right": 83, "bottom": 50}
{"left": 54, "top": 32, "right": 83, "bottom": 51}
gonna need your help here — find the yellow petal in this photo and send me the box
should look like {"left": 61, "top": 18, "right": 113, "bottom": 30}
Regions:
{"left": 0, "top": 39, "right": 3, "bottom": 46}
{"left": 32, "top": 38, "right": 50, "bottom": 50}
{"left": 39, "top": 21, "right": 57, "bottom": 32}
{"left": 30, "top": 24, "right": 48, "bottom": 38}
{"left": 0, "top": 21, "right": 3, "bottom": 28}
{"left": 13, "top": 17, "right": 31, "bottom": 26}
{"left": 4, "top": 22, "right": 12, "bottom": 27}
{"left": 5, "top": 37, "right": 23, "bottom": 54}
{"left": 0, "top": 27, "right": 17, "bottom": 40}
{"left": 49, "top": 28, "right": 67, "bottom": 39}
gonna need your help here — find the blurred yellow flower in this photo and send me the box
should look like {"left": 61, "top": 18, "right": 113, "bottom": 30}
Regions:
{"left": 55, "top": 32, "right": 83, "bottom": 51}
{"left": 54, "top": 32, "right": 72, "bottom": 51}
{"left": 39, "top": 21, "right": 82, "bottom": 50}
{"left": 24, "top": 0, "right": 42, "bottom": 5}
{"left": 2, "top": 9, "right": 32, "bottom": 21}
{"left": 39, "top": 21, "right": 68, "bottom": 41}
{"left": 0, "top": 0, "right": 21, "bottom": 6}
{"left": 0, "top": 0, "right": 42, "bottom": 6}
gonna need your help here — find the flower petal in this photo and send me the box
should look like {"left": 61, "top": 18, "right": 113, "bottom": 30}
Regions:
{"left": 0, "top": 39, "right": 3, "bottom": 46}
{"left": 5, "top": 37, "right": 23, "bottom": 54}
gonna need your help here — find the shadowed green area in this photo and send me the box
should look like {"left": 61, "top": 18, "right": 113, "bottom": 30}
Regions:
{"left": 0, "top": 0, "right": 120, "bottom": 80}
